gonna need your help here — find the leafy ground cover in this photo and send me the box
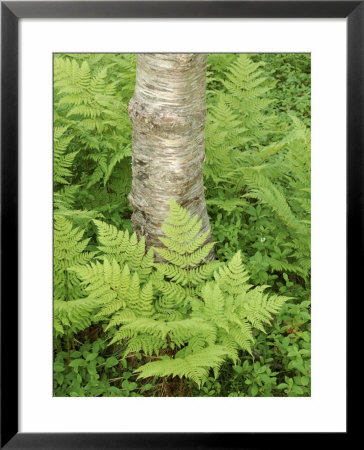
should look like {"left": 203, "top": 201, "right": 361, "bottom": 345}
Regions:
{"left": 53, "top": 53, "right": 311, "bottom": 397}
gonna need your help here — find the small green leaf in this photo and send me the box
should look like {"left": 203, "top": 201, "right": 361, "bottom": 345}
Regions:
{"left": 251, "top": 384, "right": 259, "bottom": 396}
{"left": 228, "top": 392, "right": 239, "bottom": 397}
{"left": 105, "top": 356, "right": 118, "bottom": 369}
{"left": 55, "top": 373, "right": 64, "bottom": 385}
{"left": 69, "top": 359, "right": 87, "bottom": 369}
{"left": 54, "top": 363, "right": 64, "bottom": 373}
{"left": 141, "top": 383, "right": 153, "bottom": 393}
{"left": 233, "top": 365, "right": 243, "bottom": 374}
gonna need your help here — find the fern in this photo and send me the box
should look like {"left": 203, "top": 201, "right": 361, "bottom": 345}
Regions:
{"left": 135, "top": 345, "right": 236, "bottom": 387}
{"left": 54, "top": 200, "right": 289, "bottom": 387}
{"left": 53, "top": 124, "right": 102, "bottom": 226}
{"left": 54, "top": 54, "right": 134, "bottom": 189}
{"left": 54, "top": 297, "right": 100, "bottom": 337}
{"left": 93, "top": 219, "right": 154, "bottom": 282}
{"left": 52, "top": 53, "right": 309, "bottom": 395}
{"left": 206, "top": 112, "right": 310, "bottom": 280}
{"left": 243, "top": 286, "right": 288, "bottom": 332}
{"left": 100, "top": 202, "right": 288, "bottom": 386}
{"left": 237, "top": 117, "right": 311, "bottom": 278}
{"left": 53, "top": 216, "right": 98, "bottom": 337}
{"left": 204, "top": 54, "right": 280, "bottom": 183}
{"left": 53, "top": 126, "right": 78, "bottom": 185}
{"left": 151, "top": 199, "right": 217, "bottom": 316}
{"left": 188, "top": 251, "right": 290, "bottom": 359}
{"left": 53, "top": 216, "right": 95, "bottom": 302}
{"left": 214, "top": 250, "right": 252, "bottom": 296}
{"left": 156, "top": 200, "right": 215, "bottom": 272}
{"left": 72, "top": 260, "right": 154, "bottom": 321}
{"left": 204, "top": 55, "right": 310, "bottom": 282}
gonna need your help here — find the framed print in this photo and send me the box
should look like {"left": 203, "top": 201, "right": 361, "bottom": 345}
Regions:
{"left": 1, "top": 1, "right": 357, "bottom": 448}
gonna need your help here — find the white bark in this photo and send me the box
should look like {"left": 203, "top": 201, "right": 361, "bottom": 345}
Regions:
{"left": 128, "top": 53, "right": 212, "bottom": 253}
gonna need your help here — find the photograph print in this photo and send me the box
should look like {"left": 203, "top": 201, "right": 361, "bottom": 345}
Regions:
{"left": 53, "top": 53, "right": 311, "bottom": 398}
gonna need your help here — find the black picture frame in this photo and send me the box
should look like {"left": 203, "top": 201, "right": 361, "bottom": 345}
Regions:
{"left": 1, "top": 1, "right": 356, "bottom": 448}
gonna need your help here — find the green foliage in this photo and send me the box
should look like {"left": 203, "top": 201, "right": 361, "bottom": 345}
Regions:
{"left": 60, "top": 202, "right": 289, "bottom": 388}
{"left": 151, "top": 199, "right": 217, "bottom": 316}
{"left": 54, "top": 297, "right": 100, "bottom": 338}
{"left": 134, "top": 345, "right": 234, "bottom": 387}
{"left": 54, "top": 337, "right": 156, "bottom": 397}
{"left": 190, "top": 280, "right": 311, "bottom": 397}
{"left": 157, "top": 200, "right": 214, "bottom": 267}
{"left": 204, "top": 54, "right": 280, "bottom": 183}
{"left": 53, "top": 216, "right": 95, "bottom": 302}
{"left": 53, "top": 53, "right": 135, "bottom": 230}
{"left": 54, "top": 126, "right": 78, "bottom": 186}
{"left": 250, "top": 53, "right": 311, "bottom": 126}
{"left": 53, "top": 52, "right": 311, "bottom": 397}
{"left": 207, "top": 129, "right": 310, "bottom": 282}
{"left": 92, "top": 219, "right": 154, "bottom": 282}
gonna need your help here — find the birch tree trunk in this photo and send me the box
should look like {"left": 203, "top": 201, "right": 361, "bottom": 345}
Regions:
{"left": 128, "top": 53, "right": 212, "bottom": 253}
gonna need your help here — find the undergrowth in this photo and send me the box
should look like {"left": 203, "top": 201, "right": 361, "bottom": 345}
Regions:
{"left": 53, "top": 52, "right": 311, "bottom": 397}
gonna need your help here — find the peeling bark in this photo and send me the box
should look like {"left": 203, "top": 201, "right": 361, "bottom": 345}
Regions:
{"left": 128, "top": 53, "right": 212, "bottom": 253}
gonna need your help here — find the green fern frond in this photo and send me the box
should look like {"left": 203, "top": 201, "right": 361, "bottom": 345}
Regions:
{"left": 156, "top": 262, "right": 218, "bottom": 286}
{"left": 204, "top": 54, "right": 279, "bottom": 183}
{"left": 214, "top": 251, "right": 251, "bottom": 296}
{"left": 106, "top": 309, "right": 137, "bottom": 329}
{"left": 94, "top": 220, "right": 153, "bottom": 282}
{"left": 135, "top": 345, "right": 235, "bottom": 387}
{"left": 151, "top": 200, "right": 215, "bottom": 317}
{"left": 124, "top": 334, "right": 164, "bottom": 357}
{"left": 53, "top": 127, "right": 78, "bottom": 185}
{"left": 54, "top": 297, "right": 100, "bottom": 337}
{"left": 54, "top": 216, "right": 95, "bottom": 301}
{"left": 242, "top": 286, "right": 290, "bottom": 332}
{"left": 72, "top": 259, "right": 155, "bottom": 323}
